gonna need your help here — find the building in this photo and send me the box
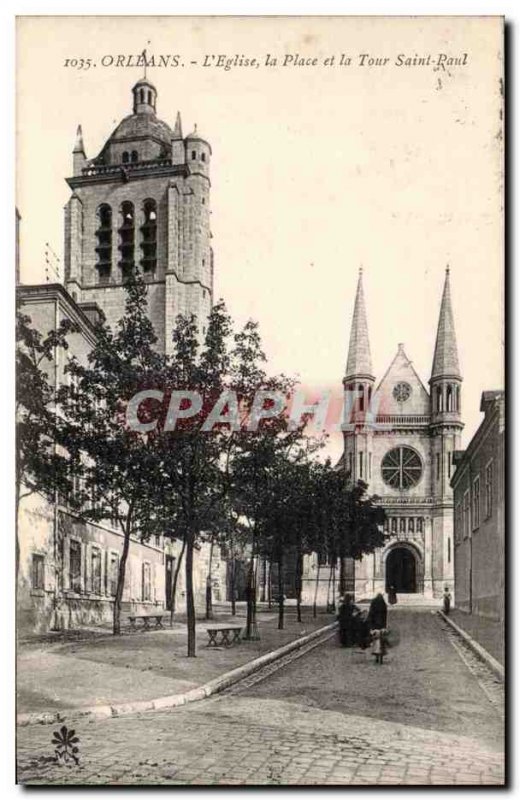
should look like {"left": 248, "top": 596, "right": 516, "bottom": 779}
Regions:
{"left": 451, "top": 391, "right": 505, "bottom": 623}
{"left": 64, "top": 78, "right": 213, "bottom": 351}
{"left": 16, "top": 79, "right": 227, "bottom": 632}
{"left": 338, "top": 268, "right": 463, "bottom": 600}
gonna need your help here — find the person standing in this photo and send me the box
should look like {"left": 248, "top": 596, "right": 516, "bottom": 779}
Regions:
{"left": 443, "top": 586, "right": 452, "bottom": 615}
{"left": 387, "top": 585, "right": 398, "bottom": 605}
{"left": 367, "top": 593, "right": 389, "bottom": 664}
{"left": 338, "top": 594, "right": 361, "bottom": 647}
{"left": 367, "top": 592, "right": 388, "bottom": 630}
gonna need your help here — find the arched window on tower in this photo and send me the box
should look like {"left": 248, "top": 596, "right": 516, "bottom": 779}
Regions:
{"left": 131, "top": 150, "right": 138, "bottom": 164}
{"left": 447, "top": 384, "right": 453, "bottom": 412}
{"left": 147, "top": 90, "right": 152, "bottom": 105}
{"left": 140, "top": 199, "right": 157, "bottom": 273}
{"left": 456, "top": 385, "right": 460, "bottom": 412}
{"left": 358, "top": 384, "right": 364, "bottom": 412}
{"left": 122, "top": 151, "right": 129, "bottom": 164}
{"left": 118, "top": 201, "right": 135, "bottom": 277}
{"left": 436, "top": 385, "right": 442, "bottom": 412}
{"left": 139, "top": 88, "right": 145, "bottom": 104}
{"left": 95, "top": 204, "right": 112, "bottom": 282}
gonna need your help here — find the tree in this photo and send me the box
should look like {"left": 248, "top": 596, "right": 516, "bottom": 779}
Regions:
{"left": 58, "top": 275, "right": 165, "bottom": 635}
{"left": 153, "top": 302, "right": 233, "bottom": 656}
{"left": 15, "top": 306, "right": 76, "bottom": 579}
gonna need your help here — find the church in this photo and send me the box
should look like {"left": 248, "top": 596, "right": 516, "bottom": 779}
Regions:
{"left": 340, "top": 268, "right": 463, "bottom": 600}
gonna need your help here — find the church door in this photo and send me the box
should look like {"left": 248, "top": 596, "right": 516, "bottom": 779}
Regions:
{"left": 385, "top": 547, "right": 416, "bottom": 593}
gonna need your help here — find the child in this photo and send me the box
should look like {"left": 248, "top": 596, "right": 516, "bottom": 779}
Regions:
{"left": 443, "top": 586, "right": 452, "bottom": 615}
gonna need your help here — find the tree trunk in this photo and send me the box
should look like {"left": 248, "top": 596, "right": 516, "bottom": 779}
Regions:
{"left": 331, "top": 562, "right": 337, "bottom": 612}
{"left": 230, "top": 556, "right": 236, "bottom": 617}
{"left": 113, "top": 525, "right": 131, "bottom": 635}
{"left": 326, "top": 565, "right": 333, "bottom": 611}
{"left": 277, "top": 549, "right": 284, "bottom": 630}
{"left": 267, "top": 562, "right": 272, "bottom": 608}
{"left": 339, "top": 555, "right": 346, "bottom": 597}
{"left": 205, "top": 539, "right": 215, "bottom": 620}
{"left": 170, "top": 539, "right": 186, "bottom": 626}
{"left": 296, "top": 547, "right": 303, "bottom": 623}
{"left": 244, "top": 554, "right": 256, "bottom": 639}
{"left": 313, "top": 561, "right": 321, "bottom": 618}
{"left": 185, "top": 532, "right": 196, "bottom": 657}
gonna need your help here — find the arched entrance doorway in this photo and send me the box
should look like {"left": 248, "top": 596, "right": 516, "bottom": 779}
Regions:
{"left": 385, "top": 546, "right": 417, "bottom": 593}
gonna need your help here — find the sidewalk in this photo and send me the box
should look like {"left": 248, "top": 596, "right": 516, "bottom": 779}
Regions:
{"left": 17, "top": 605, "right": 335, "bottom": 717}
{"left": 448, "top": 609, "right": 504, "bottom": 666}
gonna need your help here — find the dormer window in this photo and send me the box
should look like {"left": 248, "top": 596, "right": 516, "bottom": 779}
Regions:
{"left": 122, "top": 151, "right": 129, "bottom": 164}
{"left": 191, "top": 150, "right": 196, "bottom": 160}
{"left": 201, "top": 152, "right": 206, "bottom": 162}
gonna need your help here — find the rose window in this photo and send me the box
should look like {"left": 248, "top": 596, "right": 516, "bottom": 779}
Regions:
{"left": 381, "top": 446, "right": 422, "bottom": 490}
{"left": 393, "top": 382, "right": 412, "bottom": 403}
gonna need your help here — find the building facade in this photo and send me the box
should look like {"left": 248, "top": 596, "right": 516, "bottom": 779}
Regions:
{"left": 451, "top": 391, "right": 505, "bottom": 623}
{"left": 17, "top": 79, "right": 227, "bottom": 633}
{"left": 340, "top": 268, "right": 463, "bottom": 600}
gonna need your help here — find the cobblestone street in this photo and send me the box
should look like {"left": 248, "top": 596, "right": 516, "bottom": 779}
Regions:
{"left": 17, "top": 609, "right": 505, "bottom": 786}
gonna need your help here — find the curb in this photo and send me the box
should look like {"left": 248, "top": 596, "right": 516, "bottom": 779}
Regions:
{"left": 438, "top": 611, "right": 504, "bottom": 682}
{"left": 17, "top": 621, "right": 337, "bottom": 727}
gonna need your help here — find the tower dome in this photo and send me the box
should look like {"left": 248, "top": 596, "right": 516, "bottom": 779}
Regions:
{"left": 92, "top": 80, "right": 174, "bottom": 166}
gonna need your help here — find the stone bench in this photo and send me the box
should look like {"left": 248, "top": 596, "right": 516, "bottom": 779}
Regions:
{"left": 206, "top": 624, "right": 243, "bottom": 647}
{"left": 128, "top": 614, "right": 164, "bottom": 631}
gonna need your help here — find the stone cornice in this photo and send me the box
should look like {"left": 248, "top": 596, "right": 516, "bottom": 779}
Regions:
{"left": 17, "top": 283, "right": 98, "bottom": 347}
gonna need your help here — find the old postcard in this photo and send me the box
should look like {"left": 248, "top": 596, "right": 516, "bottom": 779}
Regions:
{"left": 15, "top": 15, "right": 504, "bottom": 786}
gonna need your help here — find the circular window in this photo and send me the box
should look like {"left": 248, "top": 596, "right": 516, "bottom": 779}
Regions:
{"left": 393, "top": 382, "right": 412, "bottom": 403}
{"left": 381, "top": 446, "right": 422, "bottom": 490}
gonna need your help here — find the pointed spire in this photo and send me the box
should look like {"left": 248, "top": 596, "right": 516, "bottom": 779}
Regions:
{"left": 73, "top": 124, "right": 85, "bottom": 154}
{"left": 345, "top": 268, "right": 374, "bottom": 379}
{"left": 431, "top": 267, "right": 461, "bottom": 379}
{"left": 173, "top": 111, "right": 183, "bottom": 139}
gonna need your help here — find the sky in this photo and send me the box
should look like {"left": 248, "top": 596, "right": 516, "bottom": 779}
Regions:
{"left": 16, "top": 15, "right": 504, "bottom": 461}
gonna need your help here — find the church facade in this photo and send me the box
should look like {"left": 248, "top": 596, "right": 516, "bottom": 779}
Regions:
{"left": 341, "top": 269, "right": 463, "bottom": 600}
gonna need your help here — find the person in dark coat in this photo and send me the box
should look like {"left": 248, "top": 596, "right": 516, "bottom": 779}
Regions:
{"left": 366, "top": 592, "right": 388, "bottom": 631}
{"left": 338, "top": 593, "right": 362, "bottom": 647}
{"left": 443, "top": 586, "right": 452, "bottom": 615}
{"left": 387, "top": 585, "right": 397, "bottom": 605}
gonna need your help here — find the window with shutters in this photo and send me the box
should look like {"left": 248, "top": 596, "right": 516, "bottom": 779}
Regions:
{"left": 32, "top": 554, "right": 45, "bottom": 590}
{"left": 70, "top": 540, "right": 82, "bottom": 593}
{"left": 463, "top": 490, "right": 470, "bottom": 539}
{"left": 472, "top": 475, "right": 480, "bottom": 530}
{"left": 485, "top": 460, "right": 493, "bottom": 518}
{"left": 91, "top": 547, "right": 102, "bottom": 594}
{"left": 109, "top": 553, "right": 119, "bottom": 597}
{"left": 142, "top": 562, "right": 152, "bottom": 602}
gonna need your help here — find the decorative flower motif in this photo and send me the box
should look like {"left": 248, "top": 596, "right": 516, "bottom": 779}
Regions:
{"left": 52, "top": 725, "right": 80, "bottom": 765}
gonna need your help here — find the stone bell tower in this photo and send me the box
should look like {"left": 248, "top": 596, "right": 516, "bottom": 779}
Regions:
{"left": 429, "top": 268, "right": 464, "bottom": 596}
{"left": 64, "top": 78, "right": 213, "bottom": 353}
